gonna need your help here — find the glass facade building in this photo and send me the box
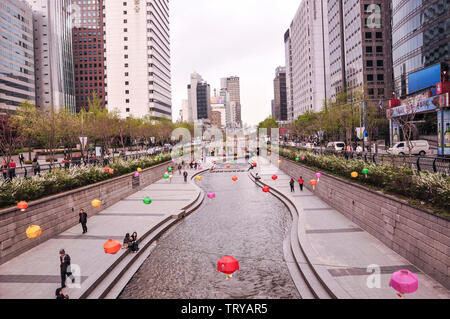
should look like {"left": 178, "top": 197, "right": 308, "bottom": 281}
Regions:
{"left": 0, "top": 0, "right": 35, "bottom": 112}
{"left": 392, "top": 0, "right": 450, "bottom": 97}
{"left": 196, "top": 82, "right": 210, "bottom": 120}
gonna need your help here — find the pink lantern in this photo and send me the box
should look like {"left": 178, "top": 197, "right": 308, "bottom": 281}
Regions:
{"left": 207, "top": 192, "right": 216, "bottom": 199}
{"left": 134, "top": 172, "right": 140, "bottom": 177}
{"left": 301, "top": 156, "right": 305, "bottom": 161}
{"left": 198, "top": 166, "right": 203, "bottom": 170}
{"left": 315, "top": 172, "right": 322, "bottom": 181}
{"left": 389, "top": 270, "right": 418, "bottom": 298}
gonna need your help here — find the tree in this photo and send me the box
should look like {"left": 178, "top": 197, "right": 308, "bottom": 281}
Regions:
{"left": 0, "top": 114, "right": 22, "bottom": 166}
{"left": 16, "top": 101, "right": 40, "bottom": 160}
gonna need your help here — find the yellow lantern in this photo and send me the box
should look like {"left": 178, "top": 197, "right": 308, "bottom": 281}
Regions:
{"left": 351, "top": 172, "right": 359, "bottom": 178}
{"left": 196, "top": 176, "right": 203, "bottom": 181}
{"left": 91, "top": 199, "right": 101, "bottom": 208}
{"left": 137, "top": 168, "right": 142, "bottom": 172}
{"left": 26, "top": 225, "right": 42, "bottom": 239}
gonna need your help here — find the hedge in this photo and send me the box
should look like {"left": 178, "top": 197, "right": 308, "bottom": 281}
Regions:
{"left": 280, "top": 148, "right": 450, "bottom": 215}
{"left": 0, "top": 154, "right": 172, "bottom": 209}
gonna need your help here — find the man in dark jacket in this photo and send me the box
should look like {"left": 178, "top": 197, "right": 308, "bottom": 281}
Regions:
{"left": 79, "top": 209, "right": 88, "bottom": 234}
{"left": 183, "top": 171, "right": 188, "bottom": 183}
{"left": 59, "top": 249, "right": 74, "bottom": 288}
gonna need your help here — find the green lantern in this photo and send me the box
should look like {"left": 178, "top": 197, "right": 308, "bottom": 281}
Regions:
{"left": 362, "top": 168, "right": 369, "bottom": 177}
{"left": 168, "top": 167, "right": 173, "bottom": 172}
{"left": 296, "top": 157, "right": 300, "bottom": 162}
{"left": 163, "top": 173, "right": 169, "bottom": 179}
{"left": 143, "top": 197, "right": 152, "bottom": 205}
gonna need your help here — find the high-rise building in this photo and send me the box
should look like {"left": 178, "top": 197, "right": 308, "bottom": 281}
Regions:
{"left": 28, "top": 0, "right": 76, "bottom": 112}
{"left": 0, "top": 0, "right": 35, "bottom": 112}
{"left": 196, "top": 81, "right": 210, "bottom": 121}
{"left": 211, "top": 93, "right": 226, "bottom": 128}
{"left": 71, "top": 0, "right": 106, "bottom": 112}
{"left": 327, "top": 0, "right": 394, "bottom": 105}
{"left": 273, "top": 66, "right": 287, "bottom": 121}
{"left": 221, "top": 76, "right": 241, "bottom": 127}
{"left": 284, "top": 0, "right": 330, "bottom": 120}
{"left": 392, "top": 0, "right": 450, "bottom": 97}
{"left": 284, "top": 29, "right": 294, "bottom": 120}
{"left": 104, "top": 0, "right": 171, "bottom": 119}
{"left": 187, "top": 72, "right": 203, "bottom": 123}
{"left": 181, "top": 99, "right": 189, "bottom": 123}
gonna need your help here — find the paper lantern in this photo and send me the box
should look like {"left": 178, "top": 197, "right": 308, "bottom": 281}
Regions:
{"left": 262, "top": 186, "right": 270, "bottom": 193}
{"left": 315, "top": 172, "right": 322, "bottom": 181}
{"left": 158, "top": 157, "right": 162, "bottom": 161}
{"left": 104, "top": 168, "right": 110, "bottom": 172}
{"left": 301, "top": 156, "right": 305, "bottom": 161}
{"left": 17, "top": 201, "right": 28, "bottom": 211}
{"left": 109, "top": 169, "right": 115, "bottom": 174}
{"left": 196, "top": 176, "right": 203, "bottom": 181}
{"left": 278, "top": 159, "right": 282, "bottom": 164}
{"left": 91, "top": 199, "right": 101, "bottom": 208}
{"left": 232, "top": 176, "right": 238, "bottom": 182}
{"left": 309, "top": 179, "right": 318, "bottom": 190}
{"left": 103, "top": 239, "right": 121, "bottom": 255}
{"left": 389, "top": 270, "right": 418, "bottom": 298}
{"left": 168, "top": 167, "right": 173, "bottom": 172}
{"left": 134, "top": 172, "right": 140, "bottom": 177}
{"left": 26, "top": 225, "right": 42, "bottom": 239}
{"left": 296, "top": 157, "right": 300, "bottom": 162}
{"left": 143, "top": 197, "right": 152, "bottom": 205}
{"left": 137, "top": 168, "right": 142, "bottom": 172}
{"left": 217, "top": 256, "right": 240, "bottom": 279}
{"left": 163, "top": 173, "right": 169, "bottom": 179}
{"left": 351, "top": 172, "right": 359, "bottom": 178}
{"left": 198, "top": 166, "right": 203, "bottom": 170}
{"left": 207, "top": 192, "right": 216, "bottom": 199}
{"left": 226, "top": 165, "right": 231, "bottom": 169}
{"left": 272, "top": 175, "right": 278, "bottom": 181}
{"left": 362, "top": 168, "right": 369, "bottom": 177}
{"left": 253, "top": 163, "right": 257, "bottom": 167}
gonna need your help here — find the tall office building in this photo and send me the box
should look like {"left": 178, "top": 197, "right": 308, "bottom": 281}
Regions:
{"left": 71, "top": 0, "right": 106, "bottom": 112}
{"left": 0, "top": 0, "right": 35, "bottom": 112}
{"left": 196, "top": 81, "right": 211, "bottom": 121}
{"left": 327, "top": 0, "right": 393, "bottom": 104}
{"left": 392, "top": 0, "right": 450, "bottom": 97}
{"left": 186, "top": 72, "right": 203, "bottom": 123}
{"left": 221, "top": 76, "right": 242, "bottom": 127}
{"left": 284, "top": 0, "right": 330, "bottom": 121}
{"left": 273, "top": 66, "right": 287, "bottom": 121}
{"left": 284, "top": 29, "right": 294, "bottom": 120}
{"left": 104, "top": 0, "right": 171, "bottom": 119}
{"left": 28, "top": 0, "right": 76, "bottom": 112}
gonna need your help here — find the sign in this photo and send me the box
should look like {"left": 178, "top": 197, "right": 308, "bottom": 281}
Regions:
{"left": 387, "top": 95, "right": 441, "bottom": 118}
{"left": 95, "top": 146, "right": 102, "bottom": 157}
{"left": 437, "top": 109, "right": 450, "bottom": 156}
{"left": 408, "top": 63, "right": 441, "bottom": 94}
{"left": 356, "top": 127, "right": 365, "bottom": 140}
{"left": 392, "top": 120, "right": 400, "bottom": 143}
{"left": 79, "top": 137, "right": 88, "bottom": 147}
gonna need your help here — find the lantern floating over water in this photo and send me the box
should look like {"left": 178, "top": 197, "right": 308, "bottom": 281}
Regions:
{"left": 362, "top": 168, "right": 369, "bottom": 178}
{"left": 310, "top": 179, "right": 318, "bottom": 190}
{"left": 217, "top": 256, "right": 240, "bottom": 279}
{"left": 272, "top": 175, "right": 278, "bottom": 181}
{"left": 26, "top": 225, "right": 42, "bottom": 239}
{"left": 196, "top": 176, "right": 203, "bottom": 181}
{"left": 232, "top": 176, "right": 238, "bottom": 182}
{"left": 17, "top": 201, "right": 28, "bottom": 211}
{"left": 143, "top": 197, "right": 152, "bottom": 205}
{"left": 91, "top": 199, "right": 101, "bottom": 208}
{"left": 351, "top": 172, "right": 359, "bottom": 178}
{"left": 137, "top": 168, "right": 142, "bottom": 172}
{"left": 315, "top": 172, "right": 322, "bottom": 181}
{"left": 262, "top": 186, "right": 270, "bottom": 193}
{"left": 103, "top": 239, "right": 122, "bottom": 255}
{"left": 207, "top": 192, "right": 216, "bottom": 199}
{"left": 389, "top": 270, "right": 418, "bottom": 298}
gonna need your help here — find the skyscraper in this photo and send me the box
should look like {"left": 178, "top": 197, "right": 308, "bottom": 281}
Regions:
{"left": 284, "top": 0, "right": 330, "bottom": 120}
{"left": 392, "top": 0, "right": 450, "bottom": 97}
{"left": 28, "top": 0, "right": 76, "bottom": 112}
{"left": 221, "top": 76, "right": 242, "bottom": 127}
{"left": 196, "top": 81, "right": 211, "bottom": 121}
{"left": 187, "top": 72, "right": 203, "bottom": 123}
{"left": 104, "top": 0, "right": 171, "bottom": 119}
{"left": 273, "top": 66, "right": 287, "bottom": 121}
{"left": 0, "top": 0, "right": 35, "bottom": 112}
{"left": 71, "top": 0, "right": 106, "bottom": 112}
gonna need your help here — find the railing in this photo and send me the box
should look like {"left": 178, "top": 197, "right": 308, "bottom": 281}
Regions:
{"left": 284, "top": 146, "right": 450, "bottom": 175}
{"left": 1, "top": 150, "right": 165, "bottom": 181}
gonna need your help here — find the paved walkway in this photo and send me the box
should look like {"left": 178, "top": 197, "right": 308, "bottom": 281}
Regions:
{"left": 254, "top": 156, "right": 450, "bottom": 299}
{"left": 0, "top": 167, "right": 204, "bottom": 299}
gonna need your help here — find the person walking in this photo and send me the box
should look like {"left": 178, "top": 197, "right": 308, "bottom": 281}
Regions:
{"left": 59, "top": 249, "right": 74, "bottom": 288}
{"left": 178, "top": 164, "right": 182, "bottom": 175}
{"left": 183, "top": 171, "right": 188, "bottom": 183}
{"left": 289, "top": 178, "right": 295, "bottom": 192}
{"left": 19, "top": 153, "right": 25, "bottom": 167}
{"left": 79, "top": 209, "right": 88, "bottom": 234}
{"left": 8, "top": 160, "right": 16, "bottom": 180}
{"left": 298, "top": 176, "right": 304, "bottom": 191}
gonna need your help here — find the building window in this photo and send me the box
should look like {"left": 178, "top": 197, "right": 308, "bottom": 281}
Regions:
{"left": 375, "top": 32, "right": 382, "bottom": 39}
{"left": 377, "top": 74, "right": 384, "bottom": 81}
{"left": 376, "top": 46, "right": 383, "bottom": 53}
{"left": 366, "top": 46, "right": 372, "bottom": 53}
{"left": 377, "top": 60, "right": 383, "bottom": 67}
{"left": 126, "top": 108, "right": 130, "bottom": 112}
{"left": 366, "top": 60, "right": 373, "bottom": 67}
{"left": 368, "top": 88, "right": 374, "bottom": 96}
{"left": 367, "top": 74, "right": 374, "bottom": 81}
{"left": 126, "top": 99, "right": 130, "bottom": 103}
{"left": 365, "top": 32, "right": 372, "bottom": 39}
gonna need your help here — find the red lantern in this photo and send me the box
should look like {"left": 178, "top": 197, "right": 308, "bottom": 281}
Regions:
{"left": 103, "top": 239, "right": 121, "bottom": 254}
{"left": 272, "top": 175, "right": 278, "bottom": 180}
{"left": 217, "top": 256, "right": 239, "bottom": 279}
{"left": 17, "top": 201, "right": 29, "bottom": 211}
{"left": 104, "top": 168, "right": 110, "bottom": 172}
{"left": 232, "top": 176, "right": 238, "bottom": 182}
{"left": 226, "top": 165, "right": 231, "bottom": 169}
{"left": 262, "top": 186, "right": 270, "bottom": 193}
{"left": 253, "top": 163, "right": 257, "bottom": 167}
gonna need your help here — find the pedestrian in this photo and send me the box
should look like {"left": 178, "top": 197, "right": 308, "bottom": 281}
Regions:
{"left": 189, "top": 162, "right": 193, "bottom": 169}
{"left": 79, "top": 209, "right": 88, "bottom": 234}
{"left": 55, "top": 287, "right": 69, "bottom": 299}
{"left": 8, "top": 159, "right": 16, "bottom": 180}
{"left": 289, "top": 178, "right": 295, "bottom": 192}
{"left": 183, "top": 171, "right": 188, "bottom": 183}
{"left": 1, "top": 161, "right": 7, "bottom": 180}
{"left": 63, "top": 157, "right": 70, "bottom": 170}
{"left": 178, "top": 164, "right": 182, "bottom": 175}
{"left": 194, "top": 162, "right": 198, "bottom": 170}
{"left": 298, "top": 176, "right": 304, "bottom": 191}
{"left": 19, "top": 153, "right": 25, "bottom": 167}
{"left": 168, "top": 173, "right": 173, "bottom": 184}
{"left": 130, "top": 232, "right": 139, "bottom": 253}
{"left": 122, "top": 233, "right": 131, "bottom": 249}
{"left": 59, "top": 249, "right": 74, "bottom": 288}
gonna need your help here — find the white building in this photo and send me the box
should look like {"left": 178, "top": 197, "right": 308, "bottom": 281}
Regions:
{"left": 104, "top": 0, "right": 171, "bottom": 119}
{"left": 210, "top": 94, "right": 226, "bottom": 128}
{"left": 0, "top": 0, "right": 35, "bottom": 112}
{"left": 285, "top": 0, "right": 330, "bottom": 120}
{"left": 221, "top": 76, "right": 242, "bottom": 127}
{"left": 27, "top": 0, "right": 76, "bottom": 112}
{"left": 186, "top": 72, "right": 203, "bottom": 123}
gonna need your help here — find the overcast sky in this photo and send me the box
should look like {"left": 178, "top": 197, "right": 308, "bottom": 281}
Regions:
{"left": 169, "top": 0, "right": 301, "bottom": 126}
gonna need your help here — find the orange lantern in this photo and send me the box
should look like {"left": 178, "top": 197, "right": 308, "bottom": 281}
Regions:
{"left": 196, "top": 176, "right": 203, "bottom": 181}
{"left": 226, "top": 165, "right": 231, "bottom": 169}
{"left": 104, "top": 167, "right": 110, "bottom": 172}
{"left": 91, "top": 199, "right": 101, "bottom": 208}
{"left": 137, "top": 168, "right": 142, "bottom": 172}
{"left": 310, "top": 179, "right": 318, "bottom": 190}
{"left": 232, "top": 176, "right": 238, "bottom": 182}
{"left": 26, "top": 225, "right": 42, "bottom": 239}
{"left": 109, "top": 169, "right": 115, "bottom": 174}
{"left": 17, "top": 201, "right": 29, "bottom": 211}
{"left": 351, "top": 172, "right": 359, "bottom": 178}
{"left": 103, "top": 239, "right": 122, "bottom": 254}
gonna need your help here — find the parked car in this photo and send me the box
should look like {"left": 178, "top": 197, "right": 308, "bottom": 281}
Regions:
{"left": 147, "top": 147, "right": 156, "bottom": 155}
{"left": 326, "top": 142, "right": 346, "bottom": 151}
{"left": 387, "top": 140, "right": 430, "bottom": 156}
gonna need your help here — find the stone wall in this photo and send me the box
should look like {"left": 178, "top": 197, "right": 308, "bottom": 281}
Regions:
{"left": 280, "top": 159, "right": 450, "bottom": 289}
{"left": 0, "top": 162, "right": 171, "bottom": 265}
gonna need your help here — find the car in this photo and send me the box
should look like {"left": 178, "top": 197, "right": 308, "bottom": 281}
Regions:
{"left": 146, "top": 147, "right": 156, "bottom": 155}
{"left": 387, "top": 140, "right": 430, "bottom": 156}
{"left": 305, "top": 143, "right": 315, "bottom": 149}
{"left": 326, "top": 142, "right": 346, "bottom": 151}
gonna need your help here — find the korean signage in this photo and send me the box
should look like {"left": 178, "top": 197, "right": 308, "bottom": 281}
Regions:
{"left": 387, "top": 95, "right": 441, "bottom": 118}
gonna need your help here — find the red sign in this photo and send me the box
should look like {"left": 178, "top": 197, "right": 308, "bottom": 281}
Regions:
{"left": 437, "top": 82, "right": 450, "bottom": 95}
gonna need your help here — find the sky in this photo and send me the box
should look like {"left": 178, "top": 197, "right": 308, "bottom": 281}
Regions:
{"left": 169, "top": 0, "right": 301, "bottom": 126}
